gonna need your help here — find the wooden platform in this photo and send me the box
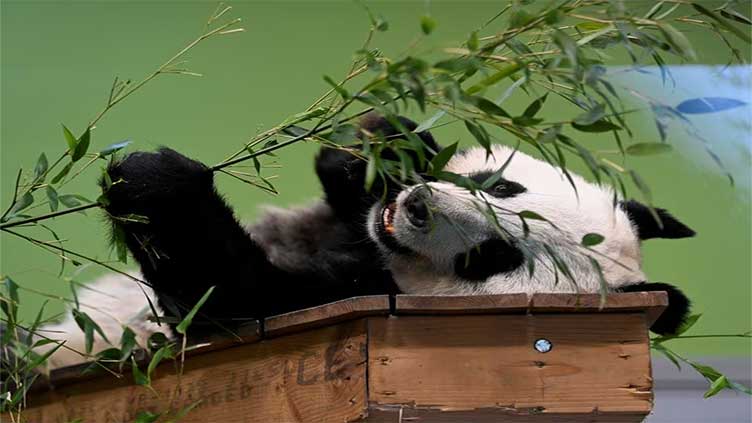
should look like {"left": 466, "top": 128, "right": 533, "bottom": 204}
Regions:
{"left": 16, "top": 292, "right": 667, "bottom": 422}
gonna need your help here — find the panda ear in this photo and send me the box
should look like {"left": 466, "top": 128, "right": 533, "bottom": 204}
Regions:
{"left": 618, "top": 282, "right": 691, "bottom": 335}
{"left": 359, "top": 113, "right": 442, "bottom": 156}
{"left": 620, "top": 200, "right": 696, "bottom": 240}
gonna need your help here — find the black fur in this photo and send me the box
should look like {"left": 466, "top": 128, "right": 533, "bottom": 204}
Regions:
{"left": 620, "top": 200, "right": 696, "bottom": 240}
{"left": 316, "top": 114, "right": 440, "bottom": 220}
{"left": 453, "top": 238, "right": 525, "bottom": 281}
{"left": 618, "top": 282, "right": 691, "bottom": 335}
{"left": 102, "top": 116, "right": 436, "bottom": 330}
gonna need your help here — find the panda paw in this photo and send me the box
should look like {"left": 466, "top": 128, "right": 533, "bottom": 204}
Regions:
{"left": 102, "top": 148, "right": 214, "bottom": 220}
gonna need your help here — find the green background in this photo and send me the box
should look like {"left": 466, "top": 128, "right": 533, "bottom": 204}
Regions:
{"left": 1, "top": 1, "right": 750, "bottom": 356}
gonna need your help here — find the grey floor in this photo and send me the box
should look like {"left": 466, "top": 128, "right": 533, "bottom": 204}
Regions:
{"left": 648, "top": 357, "right": 751, "bottom": 422}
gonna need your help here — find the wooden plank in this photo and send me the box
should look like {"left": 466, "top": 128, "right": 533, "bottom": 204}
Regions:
{"left": 362, "top": 406, "right": 648, "bottom": 422}
{"left": 21, "top": 319, "right": 368, "bottom": 423}
{"left": 530, "top": 292, "right": 668, "bottom": 327}
{"left": 395, "top": 294, "right": 529, "bottom": 314}
{"left": 35, "top": 321, "right": 261, "bottom": 392}
{"left": 368, "top": 314, "right": 652, "bottom": 421}
{"left": 264, "top": 295, "right": 390, "bottom": 337}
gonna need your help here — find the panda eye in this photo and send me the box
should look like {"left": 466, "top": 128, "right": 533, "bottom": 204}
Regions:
{"left": 486, "top": 180, "right": 526, "bottom": 198}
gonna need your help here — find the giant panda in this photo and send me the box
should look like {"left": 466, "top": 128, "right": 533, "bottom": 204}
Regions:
{"left": 26, "top": 114, "right": 694, "bottom": 371}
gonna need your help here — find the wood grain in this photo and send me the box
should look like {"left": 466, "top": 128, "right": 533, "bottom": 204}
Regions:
{"left": 264, "top": 295, "right": 390, "bottom": 337}
{"left": 21, "top": 319, "right": 368, "bottom": 423}
{"left": 530, "top": 292, "right": 668, "bottom": 327}
{"left": 368, "top": 314, "right": 652, "bottom": 421}
{"left": 362, "top": 406, "right": 648, "bottom": 422}
{"left": 395, "top": 294, "right": 529, "bottom": 314}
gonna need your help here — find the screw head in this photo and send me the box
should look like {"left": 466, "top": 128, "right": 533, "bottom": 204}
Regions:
{"left": 534, "top": 338, "right": 553, "bottom": 353}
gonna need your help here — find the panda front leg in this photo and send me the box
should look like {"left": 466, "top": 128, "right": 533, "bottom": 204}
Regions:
{"left": 103, "top": 148, "right": 282, "bottom": 326}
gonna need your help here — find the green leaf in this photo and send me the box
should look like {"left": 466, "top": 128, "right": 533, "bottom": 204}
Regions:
{"left": 576, "top": 22, "right": 609, "bottom": 31}
{"left": 629, "top": 170, "right": 652, "bottom": 202}
{"left": 464, "top": 121, "right": 491, "bottom": 155}
{"left": 420, "top": 15, "right": 436, "bottom": 35}
{"left": 72, "top": 309, "right": 110, "bottom": 354}
{"left": 131, "top": 357, "right": 150, "bottom": 386}
{"left": 651, "top": 342, "right": 682, "bottom": 370}
{"left": 471, "top": 96, "right": 511, "bottom": 118}
{"left": 8, "top": 192, "right": 34, "bottom": 217}
{"left": 51, "top": 162, "right": 73, "bottom": 184}
{"left": 34, "top": 153, "right": 49, "bottom": 181}
{"left": 113, "top": 224, "right": 128, "bottom": 264}
{"left": 466, "top": 63, "right": 522, "bottom": 95}
{"left": 46, "top": 186, "right": 59, "bottom": 212}
{"left": 581, "top": 233, "right": 605, "bottom": 246}
{"left": 99, "top": 140, "right": 131, "bottom": 157}
{"left": 120, "top": 326, "right": 137, "bottom": 362}
{"left": 147, "top": 344, "right": 172, "bottom": 380}
{"left": 573, "top": 104, "right": 606, "bottom": 125}
{"left": 509, "top": 8, "right": 535, "bottom": 29}
{"left": 693, "top": 3, "right": 751, "bottom": 43}
{"left": 430, "top": 142, "right": 458, "bottom": 174}
{"left": 364, "top": 157, "right": 378, "bottom": 192}
{"left": 58, "top": 194, "right": 82, "bottom": 208}
{"left": 148, "top": 332, "right": 170, "bottom": 352}
{"left": 522, "top": 94, "right": 548, "bottom": 118}
{"left": 658, "top": 23, "right": 697, "bottom": 60}
{"left": 134, "top": 411, "right": 161, "bottom": 423}
{"left": 519, "top": 210, "right": 546, "bottom": 221}
{"left": 375, "top": 15, "right": 389, "bottom": 32}
{"left": 625, "top": 143, "right": 673, "bottom": 156}
{"left": 467, "top": 31, "right": 479, "bottom": 51}
{"left": 71, "top": 127, "right": 91, "bottom": 162}
{"left": 572, "top": 119, "right": 621, "bottom": 133}
{"left": 175, "top": 286, "right": 215, "bottom": 334}
{"left": 719, "top": 8, "right": 752, "bottom": 26}
{"left": 675, "top": 313, "right": 702, "bottom": 336}
{"left": 705, "top": 375, "right": 729, "bottom": 398}
{"left": 62, "top": 124, "right": 77, "bottom": 151}
{"left": 323, "top": 75, "right": 350, "bottom": 100}
{"left": 553, "top": 30, "right": 578, "bottom": 67}
{"left": 1, "top": 276, "right": 20, "bottom": 323}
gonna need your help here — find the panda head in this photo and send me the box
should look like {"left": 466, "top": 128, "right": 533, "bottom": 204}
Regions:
{"left": 334, "top": 115, "right": 695, "bottom": 334}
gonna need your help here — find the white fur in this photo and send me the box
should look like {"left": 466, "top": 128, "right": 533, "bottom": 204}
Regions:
{"left": 370, "top": 144, "right": 645, "bottom": 295}
{"left": 34, "top": 272, "right": 172, "bottom": 371}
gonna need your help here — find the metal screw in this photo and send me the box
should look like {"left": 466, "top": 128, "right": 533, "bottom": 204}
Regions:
{"left": 534, "top": 338, "right": 553, "bottom": 353}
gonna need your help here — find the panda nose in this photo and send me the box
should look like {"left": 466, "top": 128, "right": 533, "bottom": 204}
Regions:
{"left": 405, "top": 187, "right": 430, "bottom": 228}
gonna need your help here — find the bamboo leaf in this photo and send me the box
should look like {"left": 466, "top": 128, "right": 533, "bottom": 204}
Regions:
{"left": 34, "top": 153, "right": 48, "bottom": 181}
{"left": 523, "top": 94, "right": 548, "bottom": 118}
{"left": 693, "top": 3, "right": 751, "bottom": 43}
{"left": 99, "top": 140, "right": 131, "bottom": 157}
{"left": 719, "top": 9, "right": 752, "bottom": 26}
{"left": 676, "top": 97, "right": 747, "bottom": 114}
{"left": 51, "top": 162, "right": 73, "bottom": 184}
{"left": 658, "top": 23, "right": 697, "bottom": 60}
{"left": 572, "top": 119, "right": 621, "bottom": 133}
{"left": 573, "top": 104, "right": 606, "bottom": 125}
{"left": 430, "top": 142, "right": 458, "bottom": 174}
{"left": 71, "top": 127, "right": 91, "bottom": 162}
{"left": 464, "top": 121, "right": 491, "bottom": 155}
{"left": 704, "top": 376, "right": 729, "bottom": 398}
{"left": 625, "top": 143, "right": 673, "bottom": 156}
{"left": 581, "top": 233, "right": 605, "bottom": 246}
{"left": 175, "top": 286, "right": 215, "bottom": 334}
{"left": 131, "top": 357, "right": 150, "bottom": 386}
{"left": 46, "top": 186, "right": 59, "bottom": 212}
{"left": 420, "top": 15, "right": 437, "bottom": 35}
{"left": 62, "top": 124, "right": 77, "bottom": 151}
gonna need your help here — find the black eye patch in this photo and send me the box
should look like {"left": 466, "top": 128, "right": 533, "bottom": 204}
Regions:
{"left": 468, "top": 171, "right": 527, "bottom": 198}
{"left": 453, "top": 238, "right": 525, "bottom": 281}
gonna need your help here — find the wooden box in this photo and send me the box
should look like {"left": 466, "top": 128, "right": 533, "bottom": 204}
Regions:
{"left": 16, "top": 292, "right": 667, "bottom": 422}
